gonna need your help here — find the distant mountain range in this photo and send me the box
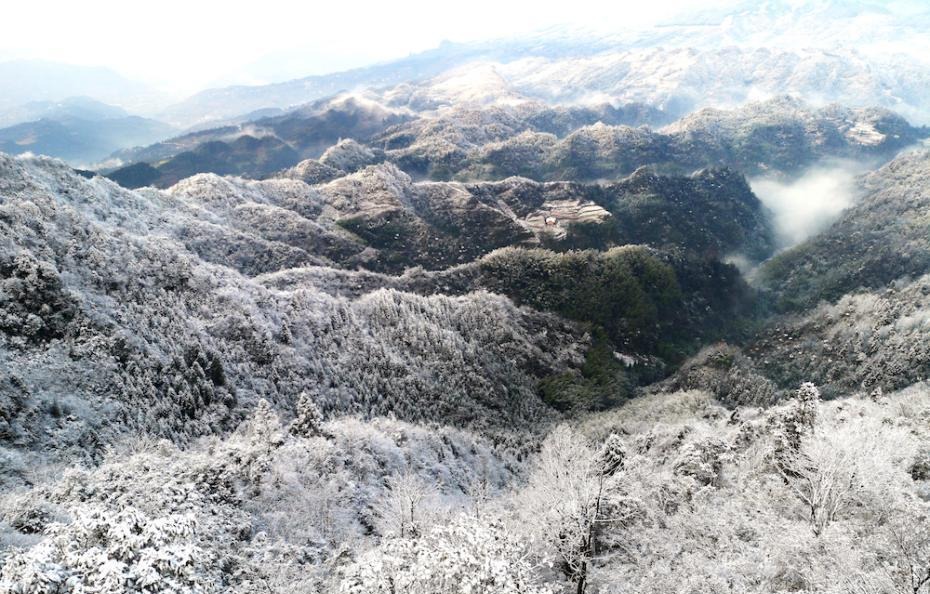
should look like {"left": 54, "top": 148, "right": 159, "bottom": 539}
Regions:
{"left": 104, "top": 95, "right": 927, "bottom": 189}
{"left": 0, "top": 96, "right": 131, "bottom": 128}
{"left": 0, "top": 96, "right": 176, "bottom": 165}
{"left": 154, "top": 1, "right": 930, "bottom": 128}
{"left": 7, "top": 2, "right": 930, "bottom": 157}
{"left": 0, "top": 60, "right": 164, "bottom": 114}
{"left": 7, "top": 1, "right": 930, "bottom": 132}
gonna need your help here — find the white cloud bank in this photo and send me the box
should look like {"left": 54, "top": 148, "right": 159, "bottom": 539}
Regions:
{"left": 750, "top": 162, "right": 868, "bottom": 249}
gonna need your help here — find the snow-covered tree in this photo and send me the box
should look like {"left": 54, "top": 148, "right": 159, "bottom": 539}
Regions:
{"left": 777, "top": 410, "right": 917, "bottom": 537}
{"left": 373, "top": 472, "right": 439, "bottom": 539}
{"left": 774, "top": 382, "right": 821, "bottom": 470}
{"left": 519, "top": 425, "right": 614, "bottom": 594}
{"left": 289, "top": 392, "right": 326, "bottom": 438}
{"left": 598, "top": 434, "right": 627, "bottom": 477}
{"left": 672, "top": 438, "right": 729, "bottom": 487}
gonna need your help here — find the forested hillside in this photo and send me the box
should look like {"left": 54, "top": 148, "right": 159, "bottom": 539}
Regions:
{"left": 5, "top": 379, "right": 930, "bottom": 594}
{"left": 105, "top": 96, "right": 925, "bottom": 188}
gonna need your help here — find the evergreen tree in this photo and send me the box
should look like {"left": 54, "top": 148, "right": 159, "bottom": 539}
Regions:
{"left": 290, "top": 391, "right": 326, "bottom": 438}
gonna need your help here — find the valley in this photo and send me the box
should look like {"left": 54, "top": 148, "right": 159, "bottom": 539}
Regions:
{"left": 4, "top": 2, "right": 930, "bottom": 593}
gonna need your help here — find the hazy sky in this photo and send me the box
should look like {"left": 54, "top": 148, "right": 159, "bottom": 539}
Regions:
{"left": 2, "top": 0, "right": 703, "bottom": 97}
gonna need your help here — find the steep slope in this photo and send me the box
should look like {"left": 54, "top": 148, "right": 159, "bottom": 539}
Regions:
{"left": 663, "top": 270, "right": 930, "bottom": 405}
{"left": 759, "top": 149, "right": 930, "bottom": 310}
{"left": 747, "top": 274, "right": 930, "bottom": 396}
{"left": 651, "top": 149, "right": 930, "bottom": 403}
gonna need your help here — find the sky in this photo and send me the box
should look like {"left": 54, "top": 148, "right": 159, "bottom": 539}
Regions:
{"left": 1, "top": 0, "right": 704, "bottom": 97}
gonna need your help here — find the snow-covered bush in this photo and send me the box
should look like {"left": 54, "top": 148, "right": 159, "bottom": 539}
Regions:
{"left": 339, "top": 514, "right": 551, "bottom": 594}
{"left": 0, "top": 505, "right": 206, "bottom": 594}
{"left": 672, "top": 438, "right": 729, "bottom": 487}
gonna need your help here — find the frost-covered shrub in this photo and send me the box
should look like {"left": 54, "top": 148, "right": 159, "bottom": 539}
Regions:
{"left": 792, "top": 383, "right": 820, "bottom": 428}
{"left": 518, "top": 425, "right": 617, "bottom": 593}
{"left": 339, "top": 515, "right": 552, "bottom": 594}
{"left": 672, "top": 438, "right": 729, "bottom": 487}
{"left": 248, "top": 414, "right": 518, "bottom": 554}
{"left": 0, "top": 493, "right": 60, "bottom": 536}
{"left": 3, "top": 382, "right": 930, "bottom": 594}
{"left": 775, "top": 403, "right": 917, "bottom": 537}
{"left": 0, "top": 505, "right": 206, "bottom": 594}
{"left": 372, "top": 472, "right": 440, "bottom": 539}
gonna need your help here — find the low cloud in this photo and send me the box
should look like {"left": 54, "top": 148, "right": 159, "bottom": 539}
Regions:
{"left": 750, "top": 161, "right": 869, "bottom": 249}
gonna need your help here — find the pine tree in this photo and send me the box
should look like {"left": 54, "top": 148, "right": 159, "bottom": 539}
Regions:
{"left": 599, "top": 433, "right": 626, "bottom": 476}
{"left": 248, "top": 398, "right": 283, "bottom": 449}
{"left": 290, "top": 392, "right": 326, "bottom": 438}
{"left": 794, "top": 382, "right": 820, "bottom": 428}
{"left": 774, "top": 382, "right": 821, "bottom": 473}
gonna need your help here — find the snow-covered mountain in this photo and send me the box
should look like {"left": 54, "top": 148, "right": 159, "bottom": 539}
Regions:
{"left": 7, "top": 3, "right": 930, "bottom": 593}
{"left": 0, "top": 97, "right": 130, "bottom": 129}
{"left": 0, "top": 60, "right": 165, "bottom": 114}
{"left": 0, "top": 116, "right": 177, "bottom": 167}
{"left": 160, "top": 1, "right": 930, "bottom": 127}
{"left": 106, "top": 95, "right": 926, "bottom": 190}
{"left": 0, "top": 150, "right": 767, "bottom": 469}
{"left": 652, "top": 0, "right": 930, "bottom": 56}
